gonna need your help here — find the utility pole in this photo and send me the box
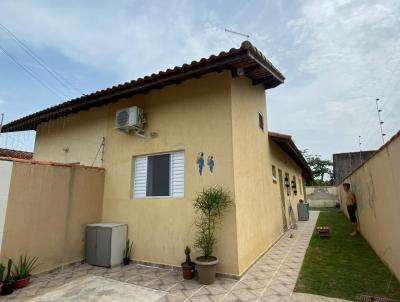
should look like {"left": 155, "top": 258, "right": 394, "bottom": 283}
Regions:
{"left": 375, "top": 98, "right": 386, "bottom": 144}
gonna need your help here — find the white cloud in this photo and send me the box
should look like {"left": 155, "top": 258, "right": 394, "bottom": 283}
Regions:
{"left": 0, "top": 1, "right": 232, "bottom": 80}
{"left": 0, "top": 0, "right": 399, "bottom": 158}
{"left": 269, "top": 0, "right": 400, "bottom": 157}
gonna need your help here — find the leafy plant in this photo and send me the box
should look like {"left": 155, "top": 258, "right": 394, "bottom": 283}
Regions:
{"left": 124, "top": 239, "right": 133, "bottom": 261}
{"left": 0, "top": 263, "right": 4, "bottom": 282}
{"left": 184, "top": 246, "right": 192, "bottom": 264}
{"left": 12, "top": 255, "right": 39, "bottom": 280}
{"left": 193, "top": 186, "right": 232, "bottom": 259}
{"left": 4, "top": 259, "right": 13, "bottom": 282}
{"left": 302, "top": 150, "right": 333, "bottom": 185}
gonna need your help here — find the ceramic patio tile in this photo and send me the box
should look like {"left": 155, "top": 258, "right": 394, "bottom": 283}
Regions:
{"left": 146, "top": 277, "right": 181, "bottom": 291}
{"left": 161, "top": 270, "right": 184, "bottom": 282}
{"left": 167, "top": 279, "right": 203, "bottom": 298}
{"left": 188, "top": 291, "right": 226, "bottom": 302}
{"left": 221, "top": 287, "right": 264, "bottom": 301}
{"left": 234, "top": 278, "right": 269, "bottom": 290}
{"left": 158, "top": 293, "right": 188, "bottom": 302}
{"left": 123, "top": 273, "right": 158, "bottom": 287}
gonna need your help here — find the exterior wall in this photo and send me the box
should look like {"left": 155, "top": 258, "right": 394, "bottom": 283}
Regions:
{"left": 32, "top": 71, "right": 308, "bottom": 276}
{"left": 0, "top": 161, "right": 104, "bottom": 273}
{"left": 230, "top": 77, "right": 275, "bottom": 274}
{"left": 34, "top": 72, "right": 239, "bottom": 275}
{"left": 269, "top": 142, "right": 305, "bottom": 222}
{"left": 34, "top": 106, "right": 108, "bottom": 166}
{"left": 305, "top": 186, "right": 338, "bottom": 207}
{"left": 338, "top": 133, "right": 400, "bottom": 281}
{"left": 0, "top": 160, "right": 13, "bottom": 252}
{"left": 230, "top": 77, "right": 305, "bottom": 275}
{"left": 333, "top": 151, "right": 375, "bottom": 185}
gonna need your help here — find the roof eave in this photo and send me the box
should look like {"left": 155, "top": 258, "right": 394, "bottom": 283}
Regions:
{"left": 2, "top": 41, "right": 284, "bottom": 133}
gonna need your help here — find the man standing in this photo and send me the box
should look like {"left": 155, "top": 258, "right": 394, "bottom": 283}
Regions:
{"left": 343, "top": 183, "right": 357, "bottom": 236}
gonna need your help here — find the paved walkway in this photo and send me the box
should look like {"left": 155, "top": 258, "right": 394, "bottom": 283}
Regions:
{"left": 1, "top": 212, "right": 319, "bottom": 302}
{"left": 291, "top": 293, "right": 352, "bottom": 302}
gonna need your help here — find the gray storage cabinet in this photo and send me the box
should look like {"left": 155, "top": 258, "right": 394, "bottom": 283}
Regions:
{"left": 297, "top": 203, "right": 309, "bottom": 221}
{"left": 86, "top": 223, "right": 127, "bottom": 267}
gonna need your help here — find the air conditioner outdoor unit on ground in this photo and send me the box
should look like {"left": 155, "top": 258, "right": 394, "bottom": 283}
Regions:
{"left": 115, "top": 106, "right": 144, "bottom": 131}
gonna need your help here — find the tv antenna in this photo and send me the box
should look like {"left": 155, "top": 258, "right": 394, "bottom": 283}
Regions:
{"left": 375, "top": 98, "right": 386, "bottom": 144}
{"left": 225, "top": 28, "right": 250, "bottom": 44}
{"left": 224, "top": 28, "right": 250, "bottom": 41}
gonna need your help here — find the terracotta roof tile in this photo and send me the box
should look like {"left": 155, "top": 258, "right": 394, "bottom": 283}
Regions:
{"left": 0, "top": 148, "right": 33, "bottom": 160}
{"left": 2, "top": 41, "right": 284, "bottom": 133}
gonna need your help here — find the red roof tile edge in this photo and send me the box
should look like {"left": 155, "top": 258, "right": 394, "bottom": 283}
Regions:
{"left": 0, "top": 157, "right": 105, "bottom": 170}
{"left": 1, "top": 41, "right": 284, "bottom": 133}
{"left": 0, "top": 148, "right": 33, "bottom": 160}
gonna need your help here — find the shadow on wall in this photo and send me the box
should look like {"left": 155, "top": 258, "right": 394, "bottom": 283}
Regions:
{"left": 0, "top": 159, "right": 105, "bottom": 274}
{"left": 337, "top": 131, "right": 400, "bottom": 282}
{"left": 306, "top": 186, "right": 338, "bottom": 207}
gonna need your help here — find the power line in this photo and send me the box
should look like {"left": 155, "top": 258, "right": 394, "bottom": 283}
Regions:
{"left": 0, "top": 23, "right": 84, "bottom": 96}
{"left": 0, "top": 44, "right": 66, "bottom": 100}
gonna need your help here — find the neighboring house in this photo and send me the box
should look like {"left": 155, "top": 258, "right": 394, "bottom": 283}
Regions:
{"left": 0, "top": 148, "right": 33, "bottom": 159}
{"left": 1, "top": 41, "right": 311, "bottom": 277}
{"left": 333, "top": 150, "right": 375, "bottom": 185}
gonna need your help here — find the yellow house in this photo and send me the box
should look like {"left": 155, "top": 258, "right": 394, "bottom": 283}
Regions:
{"left": 1, "top": 41, "right": 311, "bottom": 277}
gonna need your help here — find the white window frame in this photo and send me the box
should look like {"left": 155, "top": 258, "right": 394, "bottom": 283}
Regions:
{"left": 133, "top": 151, "right": 184, "bottom": 199}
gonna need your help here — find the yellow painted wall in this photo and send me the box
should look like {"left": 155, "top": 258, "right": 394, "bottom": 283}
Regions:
{"left": 34, "top": 72, "right": 240, "bottom": 275}
{"left": 269, "top": 141, "right": 305, "bottom": 222}
{"left": 101, "top": 72, "right": 239, "bottom": 275}
{"left": 34, "top": 107, "right": 108, "bottom": 166}
{"left": 32, "top": 71, "right": 307, "bottom": 276}
{"left": 230, "top": 76, "right": 305, "bottom": 274}
{"left": 0, "top": 161, "right": 104, "bottom": 273}
{"left": 338, "top": 134, "right": 400, "bottom": 281}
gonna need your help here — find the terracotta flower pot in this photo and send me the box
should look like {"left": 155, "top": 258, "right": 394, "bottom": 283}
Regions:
{"left": 194, "top": 256, "right": 218, "bottom": 285}
{"left": 181, "top": 262, "right": 195, "bottom": 279}
{"left": 15, "top": 275, "right": 30, "bottom": 289}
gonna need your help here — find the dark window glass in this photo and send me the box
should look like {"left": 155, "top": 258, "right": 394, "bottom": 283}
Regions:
{"left": 146, "top": 154, "right": 171, "bottom": 196}
{"left": 258, "top": 113, "right": 264, "bottom": 130}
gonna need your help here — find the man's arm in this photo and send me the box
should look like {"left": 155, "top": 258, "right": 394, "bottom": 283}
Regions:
{"left": 350, "top": 192, "right": 357, "bottom": 205}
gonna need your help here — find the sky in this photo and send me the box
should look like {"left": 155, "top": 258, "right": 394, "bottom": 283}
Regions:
{"left": 0, "top": 0, "right": 399, "bottom": 159}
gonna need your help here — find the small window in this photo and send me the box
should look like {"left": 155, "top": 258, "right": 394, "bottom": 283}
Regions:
{"left": 258, "top": 112, "right": 264, "bottom": 131}
{"left": 147, "top": 154, "right": 170, "bottom": 196}
{"left": 272, "top": 165, "right": 277, "bottom": 183}
{"left": 133, "top": 151, "right": 184, "bottom": 198}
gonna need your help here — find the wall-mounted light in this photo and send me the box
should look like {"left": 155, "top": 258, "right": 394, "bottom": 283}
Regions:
{"left": 284, "top": 177, "right": 290, "bottom": 188}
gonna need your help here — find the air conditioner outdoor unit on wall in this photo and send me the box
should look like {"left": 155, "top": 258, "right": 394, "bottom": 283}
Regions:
{"left": 115, "top": 106, "right": 144, "bottom": 131}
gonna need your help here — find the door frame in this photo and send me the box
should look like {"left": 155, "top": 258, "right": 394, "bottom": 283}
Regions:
{"left": 278, "top": 169, "right": 288, "bottom": 231}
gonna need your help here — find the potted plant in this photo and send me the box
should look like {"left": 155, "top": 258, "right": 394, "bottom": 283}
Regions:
{"left": 181, "top": 246, "right": 195, "bottom": 279}
{"left": 12, "top": 255, "right": 39, "bottom": 289}
{"left": 1, "top": 259, "right": 15, "bottom": 295}
{"left": 123, "top": 239, "right": 133, "bottom": 265}
{"left": 0, "top": 263, "right": 4, "bottom": 292}
{"left": 193, "top": 186, "right": 232, "bottom": 284}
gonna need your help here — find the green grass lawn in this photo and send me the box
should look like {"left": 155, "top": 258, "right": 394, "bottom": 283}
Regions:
{"left": 295, "top": 207, "right": 400, "bottom": 301}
